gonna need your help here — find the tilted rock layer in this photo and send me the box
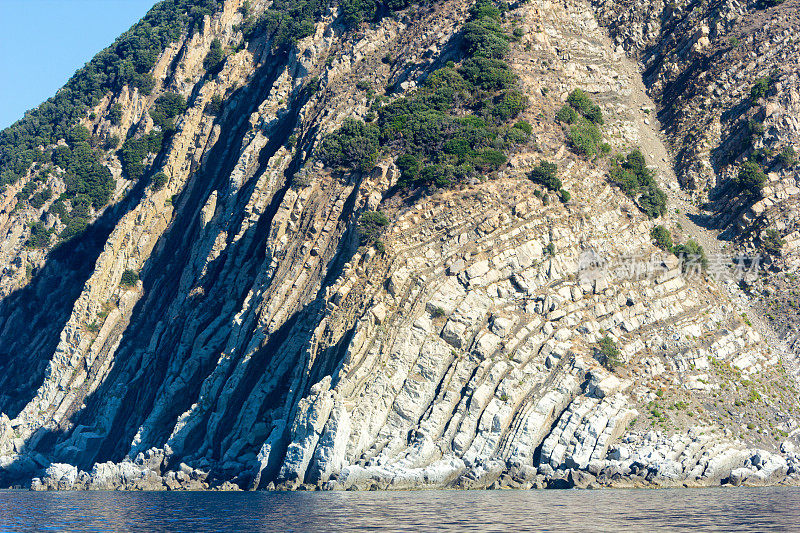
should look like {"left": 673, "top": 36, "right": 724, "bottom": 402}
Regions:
{"left": 1, "top": 0, "right": 799, "bottom": 491}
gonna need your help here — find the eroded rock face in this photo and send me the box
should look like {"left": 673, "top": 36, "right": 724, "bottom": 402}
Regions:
{"left": 0, "top": 0, "right": 799, "bottom": 491}
{"left": 592, "top": 0, "right": 800, "bottom": 358}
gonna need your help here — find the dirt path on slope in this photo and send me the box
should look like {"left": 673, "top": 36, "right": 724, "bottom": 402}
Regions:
{"left": 592, "top": 21, "right": 796, "bottom": 377}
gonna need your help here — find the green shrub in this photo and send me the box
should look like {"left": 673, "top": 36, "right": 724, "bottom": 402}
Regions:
{"left": 341, "top": 0, "right": 378, "bottom": 26}
{"left": 108, "top": 103, "right": 123, "bottom": 125}
{"left": 26, "top": 222, "right": 52, "bottom": 248}
{"left": 529, "top": 161, "right": 560, "bottom": 190}
{"left": 778, "top": 146, "right": 797, "bottom": 168}
{"left": 68, "top": 125, "right": 91, "bottom": 145}
{"left": 650, "top": 225, "right": 673, "bottom": 251}
{"left": 120, "top": 130, "right": 165, "bottom": 181}
{"left": 473, "top": 149, "right": 506, "bottom": 169}
{"left": 459, "top": 57, "right": 516, "bottom": 91}
{"left": 673, "top": 239, "right": 708, "bottom": 270}
{"left": 513, "top": 120, "right": 532, "bottom": 134}
{"left": 763, "top": 228, "right": 785, "bottom": 255}
{"left": 59, "top": 217, "right": 88, "bottom": 242}
{"left": 610, "top": 152, "right": 645, "bottom": 190}
{"left": 556, "top": 104, "right": 579, "bottom": 124}
{"left": 559, "top": 189, "right": 571, "bottom": 203}
{"left": 151, "top": 171, "right": 168, "bottom": 191}
{"left": 733, "top": 161, "right": 767, "bottom": 197}
{"left": 359, "top": 210, "right": 389, "bottom": 245}
{"left": 751, "top": 147, "right": 771, "bottom": 163}
{"left": 204, "top": 94, "right": 224, "bottom": 116}
{"left": 52, "top": 140, "right": 114, "bottom": 208}
{"left": 120, "top": 137, "right": 149, "bottom": 181}
{"left": 52, "top": 146, "right": 73, "bottom": 169}
{"left": 462, "top": 18, "right": 510, "bottom": 59}
{"left": 638, "top": 186, "right": 667, "bottom": 218}
{"left": 748, "top": 119, "right": 765, "bottom": 138}
{"left": 504, "top": 127, "right": 529, "bottom": 144}
{"left": 750, "top": 77, "right": 771, "bottom": 100}
{"left": 29, "top": 187, "right": 53, "bottom": 209}
{"left": 204, "top": 38, "right": 225, "bottom": 74}
{"left": 419, "top": 164, "right": 455, "bottom": 188}
{"left": 150, "top": 92, "right": 187, "bottom": 130}
{"left": 395, "top": 154, "right": 421, "bottom": 184}
{"left": 105, "top": 135, "right": 121, "bottom": 150}
{"left": 567, "top": 121, "right": 603, "bottom": 158}
{"left": 609, "top": 149, "right": 667, "bottom": 218}
{"left": 318, "top": 118, "right": 380, "bottom": 172}
{"left": 120, "top": 269, "right": 139, "bottom": 288}
{"left": 469, "top": 0, "right": 501, "bottom": 20}
{"left": 304, "top": 77, "right": 321, "bottom": 95}
{"left": 491, "top": 90, "right": 528, "bottom": 121}
{"left": 241, "top": 7, "right": 317, "bottom": 51}
{"left": 596, "top": 335, "right": 621, "bottom": 370}
{"left": 567, "top": 89, "right": 603, "bottom": 124}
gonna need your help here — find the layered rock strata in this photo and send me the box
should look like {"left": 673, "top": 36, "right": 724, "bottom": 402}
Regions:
{"left": 0, "top": 0, "right": 798, "bottom": 491}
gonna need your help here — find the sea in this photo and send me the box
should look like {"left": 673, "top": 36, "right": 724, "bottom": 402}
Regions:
{"left": 1, "top": 487, "right": 799, "bottom": 532}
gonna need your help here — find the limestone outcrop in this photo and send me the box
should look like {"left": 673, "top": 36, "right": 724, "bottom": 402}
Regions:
{"left": 0, "top": 0, "right": 798, "bottom": 492}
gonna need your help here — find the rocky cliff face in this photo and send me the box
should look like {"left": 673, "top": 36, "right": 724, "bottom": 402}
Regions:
{"left": 593, "top": 0, "right": 800, "bottom": 348}
{"left": 0, "top": 0, "right": 798, "bottom": 491}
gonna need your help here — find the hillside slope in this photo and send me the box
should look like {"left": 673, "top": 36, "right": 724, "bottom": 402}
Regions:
{"left": 0, "top": 0, "right": 798, "bottom": 491}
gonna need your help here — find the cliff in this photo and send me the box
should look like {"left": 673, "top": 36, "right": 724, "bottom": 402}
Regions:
{"left": 0, "top": 0, "right": 798, "bottom": 491}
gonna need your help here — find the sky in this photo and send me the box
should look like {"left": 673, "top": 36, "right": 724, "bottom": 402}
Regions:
{"left": 0, "top": 0, "right": 159, "bottom": 130}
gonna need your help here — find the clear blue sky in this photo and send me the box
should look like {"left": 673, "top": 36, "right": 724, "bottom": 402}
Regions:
{"left": 0, "top": 0, "right": 159, "bottom": 130}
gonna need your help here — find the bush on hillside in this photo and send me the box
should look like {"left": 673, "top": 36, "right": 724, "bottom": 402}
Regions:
{"left": 596, "top": 335, "right": 621, "bottom": 371}
{"left": 733, "top": 161, "right": 767, "bottom": 197}
{"left": 203, "top": 38, "right": 225, "bottom": 74}
{"left": 358, "top": 210, "right": 389, "bottom": 245}
{"left": 120, "top": 269, "right": 139, "bottom": 288}
{"left": 650, "top": 225, "right": 673, "bottom": 251}
{"left": 778, "top": 146, "right": 797, "bottom": 168}
{"left": 151, "top": 171, "right": 167, "bottom": 191}
{"left": 567, "top": 89, "right": 603, "bottom": 124}
{"left": 529, "top": 161, "right": 560, "bottom": 190}
{"left": 673, "top": 239, "right": 709, "bottom": 270}
{"left": 567, "top": 121, "right": 603, "bottom": 158}
{"left": 318, "top": 118, "right": 380, "bottom": 172}
{"left": 762, "top": 228, "right": 785, "bottom": 255}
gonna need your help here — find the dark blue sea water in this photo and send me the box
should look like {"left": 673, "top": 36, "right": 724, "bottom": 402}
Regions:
{"left": 1, "top": 487, "right": 799, "bottom": 532}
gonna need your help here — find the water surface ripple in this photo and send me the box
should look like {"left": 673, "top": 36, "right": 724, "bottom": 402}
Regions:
{"left": 1, "top": 487, "right": 798, "bottom": 532}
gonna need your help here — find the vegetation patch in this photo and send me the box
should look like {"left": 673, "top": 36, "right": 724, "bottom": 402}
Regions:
{"left": 762, "top": 228, "right": 785, "bottom": 255}
{"left": 778, "top": 146, "right": 796, "bottom": 168}
{"left": 120, "top": 269, "right": 139, "bottom": 288}
{"left": 650, "top": 225, "right": 673, "bottom": 252}
{"left": 609, "top": 149, "right": 667, "bottom": 218}
{"left": 732, "top": 161, "right": 767, "bottom": 198}
{"left": 556, "top": 89, "right": 607, "bottom": 158}
{"left": 595, "top": 335, "right": 621, "bottom": 371}
{"left": 319, "top": 0, "right": 527, "bottom": 191}
{"left": 0, "top": 0, "right": 224, "bottom": 188}
{"left": 358, "top": 210, "right": 389, "bottom": 250}
{"left": 673, "top": 239, "right": 709, "bottom": 270}
{"left": 26, "top": 222, "right": 53, "bottom": 249}
{"left": 528, "top": 161, "right": 560, "bottom": 190}
{"left": 318, "top": 119, "right": 380, "bottom": 172}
